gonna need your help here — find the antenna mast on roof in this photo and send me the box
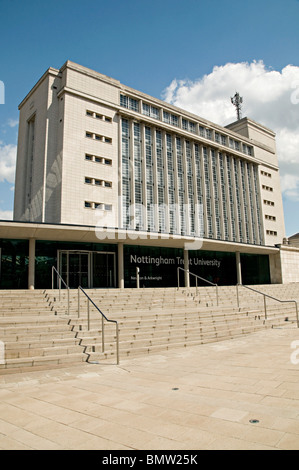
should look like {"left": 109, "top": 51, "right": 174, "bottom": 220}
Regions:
{"left": 231, "top": 92, "right": 243, "bottom": 120}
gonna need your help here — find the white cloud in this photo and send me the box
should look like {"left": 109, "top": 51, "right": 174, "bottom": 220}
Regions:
{"left": 280, "top": 174, "right": 299, "bottom": 201}
{"left": 0, "top": 210, "right": 13, "bottom": 220}
{"left": 0, "top": 143, "right": 17, "bottom": 183}
{"left": 162, "top": 60, "right": 299, "bottom": 200}
{"left": 7, "top": 119, "right": 19, "bottom": 128}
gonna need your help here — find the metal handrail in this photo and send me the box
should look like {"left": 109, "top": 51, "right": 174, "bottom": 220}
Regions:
{"left": 236, "top": 284, "right": 299, "bottom": 328}
{"left": 177, "top": 267, "right": 219, "bottom": 306}
{"left": 51, "top": 266, "right": 70, "bottom": 315}
{"left": 78, "top": 286, "right": 119, "bottom": 365}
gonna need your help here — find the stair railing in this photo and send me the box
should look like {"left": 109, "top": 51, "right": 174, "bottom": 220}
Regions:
{"left": 78, "top": 286, "right": 119, "bottom": 365}
{"left": 236, "top": 284, "right": 299, "bottom": 327}
{"left": 177, "top": 267, "right": 219, "bottom": 306}
{"left": 51, "top": 266, "right": 70, "bottom": 315}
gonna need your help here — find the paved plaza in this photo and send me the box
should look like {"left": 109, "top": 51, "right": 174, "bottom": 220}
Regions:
{"left": 0, "top": 325, "right": 299, "bottom": 450}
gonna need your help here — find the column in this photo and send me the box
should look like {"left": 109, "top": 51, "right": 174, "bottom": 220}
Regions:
{"left": 118, "top": 243, "right": 124, "bottom": 289}
{"left": 28, "top": 238, "right": 36, "bottom": 290}
{"left": 236, "top": 251, "right": 242, "bottom": 285}
{"left": 184, "top": 249, "right": 190, "bottom": 288}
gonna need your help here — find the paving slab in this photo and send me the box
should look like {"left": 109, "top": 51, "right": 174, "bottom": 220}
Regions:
{"left": 0, "top": 326, "right": 299, "bottom": 450}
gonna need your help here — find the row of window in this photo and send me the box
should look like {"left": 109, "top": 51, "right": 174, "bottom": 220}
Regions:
{"left": 120, "top": 94, "right": 254, "bottom": 157}
{"left": 265, "top": 215, "right": 276, "bottom": 221}
{"left": 121, "top": 118, "right": 264, "bottom": 244}
{"left": 85, "top": 177, "right": 112, "bottom": 188}
{"left": 261, "top": 170, "right": 272, "bottom": 178}
{"left": 86, "top": 110, "right": 112, "bottom": 122}
{"left": 266, "top": 230, "right": 277, "bottom": 236}
{"left": 84, "top": 201, "right": 112, "bottom": 211}
{"left": 264, "top": 199, "right": 275, "bottom": 206}
{"left": 86, "top": 131, "right": 112, "bottom": 144}
{"left": 85, "top": 153, "right": 112, "bottom": 165}
{"left": 262, "top": 184, "right": 273, "bottom": 192}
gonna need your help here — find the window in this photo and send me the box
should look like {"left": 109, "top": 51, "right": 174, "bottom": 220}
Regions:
{"left": 120, "top": 94, "right": 139, "bottom": 112}
{"left": 163, "top": 111, "right": 179, "bottom": 127}
{"left": 85, "top": 132, "right": 112, "bottom": 143}
{"left": 265, "top": 215, "right": 276, "bottom": 221}
{"left": 171, "top": 114, "right": 179, "bottom": 127}
{"left": 85, "top": 154, "right": 112, "bottom": 166}
{"left": 262, "top": 185, "right": 273, "bottom": 192}
{"left": 120, "top": 94, "right": 127, "bottom": 108}
{"left": 264, "top": 199, "right": 275, "bottom": 206}
{"left": 86, "top": 110, "right": 112, "bottom": 122}
{"left": 205, "top": 128, "right": 212, "bottom": 140}
{"left": 261, "top": 170, "right": 271, "bottom": 178}
{"left": 85, "top": 201, "right": 113, "bottom": 211}
{"left": 266, "top": 230, "right": 277, "bottom": 236}
{"left": 85, "top": 177, "right": 112, "bottom": 187}
{"left": 142, "top": 103, "right": 159, "bottom": 119}
{"left": 163, "top": 111, "right": 170, "bottom": 124}
{"left": 243, "top": 144, "right": 253, "bottom": 156}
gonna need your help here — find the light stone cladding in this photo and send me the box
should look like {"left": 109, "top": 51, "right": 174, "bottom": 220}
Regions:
{"left": 288, "top": 233, "right": 299, "bottom": 248}
{"left": 278, "top": 246, "right": 299, "bottom": 284}
{"left": 14, "top": 61, "right": 286, "bottom": 249}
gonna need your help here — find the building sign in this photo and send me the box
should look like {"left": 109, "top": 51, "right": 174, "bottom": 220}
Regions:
{"left": 124, "top": 245, "right": 237, "bottom": 288}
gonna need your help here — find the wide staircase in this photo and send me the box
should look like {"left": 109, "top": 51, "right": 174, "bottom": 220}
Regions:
{"left": 0, "top": 290, "right": 87, "bottom": 373}
{"left": 1, "top": 283, "right": 298, "bottom": 373}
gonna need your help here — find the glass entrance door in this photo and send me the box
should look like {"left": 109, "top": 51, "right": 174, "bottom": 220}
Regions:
{"left": 59, "top": 251, "right": 90, "bottom": 288}
{"left": 58, "top": 250, "right": 115, "bottom": 288}
{"left": 92, "top": 252, "right": 116, "bottom": 288}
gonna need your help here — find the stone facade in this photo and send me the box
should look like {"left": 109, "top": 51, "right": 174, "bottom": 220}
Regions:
{"left": 14, "top": 61, "right": 286, "bottom": 251}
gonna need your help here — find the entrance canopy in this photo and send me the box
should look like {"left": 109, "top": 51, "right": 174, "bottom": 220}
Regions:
{"left": 0, "top": 221, "right": 279, "bottom": 254}
{"left": 0, "top": 221, "right": 279, "bottom": 289}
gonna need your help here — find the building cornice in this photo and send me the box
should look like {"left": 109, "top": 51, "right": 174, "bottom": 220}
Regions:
{"left": 0, "top": 221, "right": 280, "bottom": 255}
{"left": 18, "top": 67, "right": 60, "bottom": 109}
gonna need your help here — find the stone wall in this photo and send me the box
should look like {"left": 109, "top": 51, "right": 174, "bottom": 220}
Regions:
{"left": 280, "top": 246, "right": 299, "bottom": 283}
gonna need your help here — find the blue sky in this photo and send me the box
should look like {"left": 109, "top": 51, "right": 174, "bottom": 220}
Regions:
{"left": 0, "top": 0, "right": 299, "bottom": 236}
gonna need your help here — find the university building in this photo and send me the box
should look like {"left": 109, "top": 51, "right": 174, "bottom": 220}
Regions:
{"left": 0, "top": 61, "right": 294, "bottom": 290}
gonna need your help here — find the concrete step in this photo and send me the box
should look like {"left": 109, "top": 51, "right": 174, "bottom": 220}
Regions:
{"left": 0, "top": 352, "right": 87, "bottom": 372}
{"left": 1, "top": 284, "right": 298, "bottom": 372}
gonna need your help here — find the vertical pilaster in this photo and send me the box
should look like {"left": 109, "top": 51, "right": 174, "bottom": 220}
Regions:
{"left": 236, "top": 251, "right": 242, "bottom": 285}
{"left": 184, "top": 249, "right": 190, "bottom": 288}
{"left": 118, "top": 243, "right": 124, "bottom": 289}
{"left": 28, "top": 238, "right": 36, "bottom": 290}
